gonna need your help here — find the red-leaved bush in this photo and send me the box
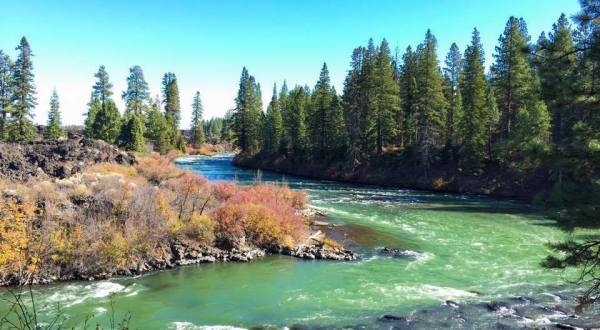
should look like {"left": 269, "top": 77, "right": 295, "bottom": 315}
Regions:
{"left": 210, "top": 184, "right": 306, "bottom": 250}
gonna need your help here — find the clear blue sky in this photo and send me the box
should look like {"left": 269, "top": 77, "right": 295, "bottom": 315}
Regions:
{"left": 0, "top": 0, "right": 581, "bottom": 128}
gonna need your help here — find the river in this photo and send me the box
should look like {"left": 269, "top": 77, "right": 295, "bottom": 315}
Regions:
{"left": 1, "top": 154, "right": 595, "bottom": 329}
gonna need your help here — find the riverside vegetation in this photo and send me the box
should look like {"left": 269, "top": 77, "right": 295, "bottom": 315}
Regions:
{"left": 0, "top": 142, "right": 358, "bottom": 287}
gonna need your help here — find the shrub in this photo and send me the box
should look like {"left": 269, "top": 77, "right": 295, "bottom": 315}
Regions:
{"left": 210, "top": 203, "right": 247, "bottom": 249}
{"left": 164, "top": 171, "right": 212, "bottom": 221}
{"left": 136, "top": 154, "right": 182, "bottom": 184}
{"left": 86, "top": 163, "right": 138, "bottom": 177}
{"left": 213, "top": 182, "right": 240, "bottom": 201}
{"left": 210, "top": 184, "right": 306, "bottom": 250}
{"left": 182, "top": 214, "right": 215, "bottom": 245}
{"left": 0, "top": 197, "right": 39, "bottom": 284}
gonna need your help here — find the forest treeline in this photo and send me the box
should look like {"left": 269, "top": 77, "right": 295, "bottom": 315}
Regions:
{"left": 0, "top": 40, "right": 229, "bottom": 154}
{"left": 230, "top": 12, "right": 600, "bottom": 224}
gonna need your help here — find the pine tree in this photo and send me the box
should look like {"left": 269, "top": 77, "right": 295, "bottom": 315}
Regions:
{"left": 8, "top": 37, "right": 37, "bottom": 142}
{"left": 263, "top": 84, "right": 282, "bottom": 154}
{"left": 492, "top": 17, "right": 550, "bottom": 155}
{"left": 399, "top": 46, "right": 419, "bottom": 148}
{"left": 91, "top": 99, "right": 121, "bottom": 143}
{"left": 83, "top": 94, "right": 100, "bottom": 138}
{"left": 86, "top": 66, "right": 121, "bottom": 142}
{"left": 359, "top": 39, "right": 377, "bottom": 155}
{"left": 119, "top": 113, "right": 145, "bottom": 152}
{"left": 44, "top": 89, "right": 64, "bottom": 139}
{"left": 369, "top": 39, "right": 400, "bottom": 154}
{"left": 484, "top": 86, "right": 500, "bottom": 160}
{"left": 342, "top": 47, "right": 365, "bottom": 162}
{"left": 414, "top": 30, "right": 448, "bottom": 170}
{"left": 309, "top": 63, "right": 336, "bottom": 158}
{"left": 233, "top": 67, "right": 263, "bottom": 154}
{"left": 221, "top": 109, "right": 235, "bottom": 144}
{"left": 536, "top": 14, "right": 578, "bottom": 144}
{"left": 443, "top": 42, "right": 463, "bottom": 146}
{"left": 0, "top": 51, "right": 12, "bottom": 140}
{"left": 93, "top": 65, "right": 113, "bottom": 105}
{"left": 288, "top": 86, "right": 308, "bottom": 158}
{"left": 122, "top": 65, "right": 150, "bottom": 116}
{"left": 162, "top": 72, "right": 181, "bottom": 129}
{"left": 190, "top": 91, "right": 205, "bottom": 148}
{"left": 145, "top": 97, "right": 172, "bottom": 154}
{"left": 459, "top": 29, "right": 488, "bottom": 164}
{"left": 326, "top": 90, "right": 347, "bottom": 158}
{"left": 279, "top": 81, "right": 292, "bottom": 154}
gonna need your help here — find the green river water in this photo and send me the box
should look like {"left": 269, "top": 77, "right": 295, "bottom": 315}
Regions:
{"left": 0, "top": 155, "right": 594, "bottom": 329}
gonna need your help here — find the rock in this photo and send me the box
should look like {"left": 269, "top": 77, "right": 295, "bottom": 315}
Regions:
{"left": 0, "top": 137, "right": 136, "bottom": 182}
{"left": 379, "top": 247, "right": 422, "bottom": 258}
{"left": 445, "top": 300, "right": 460, "bottom": 308}
{"left": 379, "top": 314, "right": 407, "bottom": 322}
{"left": 282, "top": 243, "right": 357, "bottom": 261}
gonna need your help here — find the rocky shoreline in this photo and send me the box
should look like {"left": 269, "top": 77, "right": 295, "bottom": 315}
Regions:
{"left": 0, "top": 207, "right": 357, "bottom": 287}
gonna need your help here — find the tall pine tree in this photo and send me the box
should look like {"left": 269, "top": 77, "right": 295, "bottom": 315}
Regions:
{"left": 443, "top": 42, "right": 463, "bottom": 146}
{"left": 414, "top": 30, "right": 448, "bottom": 171}
{"left": 8, "top": 37, "right": 37, "bottom": 142}
{"left": 233, "top": 67, "right": 263, "bottom": 154}
{"left": 492, "top": 17, "right": 550, "bottom": 156}
{"left": 190, "top": 91, "right": 205, "bottom": 148}
{"left": 536, "top": 14, "right": 578, "bottom": 144}
{"left": 87, "top": 66, "right": 121, "bottom": 142}
{"left": 400, "top": 46, "right": 419, "bottom": 148}
{"left": 122, "top": 65, "right": 150, "bottom": 116}
{"left": 459, "top": 29, "right": 488, "bottom": 164}
{"left": 0, "top": 51, "right": 12, "bottom": 140}
{"left": 369, "top": 39, "right": 400, "bottom": 154}
{"left": 263, "top": 84, "right": 282, "bottom": 154}
{"left": 309, "top": 63, "right": 336, "bottom": 158}
{"left": 162, "top": 72, "right": 181, "bottom": 129}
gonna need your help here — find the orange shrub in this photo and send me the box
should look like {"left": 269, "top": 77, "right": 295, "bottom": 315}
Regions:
{"left": 213, "top": 182, "right": 240, "bottom": 201}
{"left": 0, "top": 197, "right": 39, "bottom": 284}
{"left": 210, "top": 203, "right": 247, "bottom": 249}
{"left": 136, "top": 154, "right": 182, "bottom": 184}
{"left": 210, "top": 184, "right": 307, "bottom": 250}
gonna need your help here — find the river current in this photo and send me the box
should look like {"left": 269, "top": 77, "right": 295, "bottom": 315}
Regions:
{"left": 1, "top": 154, "right": 594, "bottom": 329}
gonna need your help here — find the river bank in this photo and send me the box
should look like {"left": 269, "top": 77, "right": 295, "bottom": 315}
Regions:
{"left": 233, "top": 153, "right": 550, "bottom": 201}
{"left": 0, "top": 138, "right": 355, "bottom": 287}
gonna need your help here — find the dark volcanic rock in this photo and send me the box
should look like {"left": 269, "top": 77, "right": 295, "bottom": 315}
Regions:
{"left": 0, "top": 137, "right": 136, "bottom": 181}
{"left": 280, "top": 244, "right": 357, "bottom": 261}
{"left": 379, "top": 247, "right": 422, "bottom": 259}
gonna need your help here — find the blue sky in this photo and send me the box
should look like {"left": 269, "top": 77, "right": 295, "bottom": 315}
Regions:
{"left": 0, "top": 0, "right": 581, "bottom": 128}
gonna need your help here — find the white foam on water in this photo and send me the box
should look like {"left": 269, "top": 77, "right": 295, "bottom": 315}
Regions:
{"left": 540, "top": 292, "right": 562, "bottom": 303}
{"left": 45, "top": 281, "right": 127, "bottom": 308}
{"left": 405, "top": 252, "right": 435, "bottom": 269}
{"left": 95, "top": 307, "right": 108, "bottom": 314}
{"left": 400, "top": 223, "right": 416, "bottom": 233}
{"left": 168, "top": 323, "right": 247, "bottom": 330}
{"left": 393, "top": 284, "right": 478, "bottom": 301}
